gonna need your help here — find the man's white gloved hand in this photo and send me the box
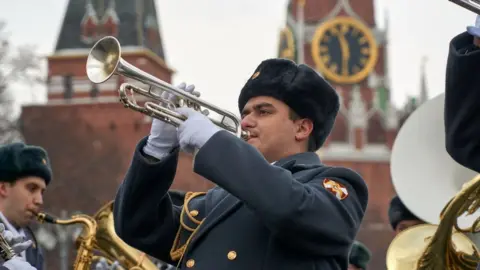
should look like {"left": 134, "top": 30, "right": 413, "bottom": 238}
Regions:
{"left": 143, "top": 82, "right": 197, "bottom": 159}
{"left": 176, "top": 107, "right": 221, "bottom": 154}
{"left": 3, "top": 257, "right": 36, "bottom": 270}
{"left": 94, "top": 257, "right": 122, "bottom": 270}
{"left": 467, "top": 15, "right": 480, "bottom": 38}
{"left": 0, "top": 224, "right": 31, "bottom": 257}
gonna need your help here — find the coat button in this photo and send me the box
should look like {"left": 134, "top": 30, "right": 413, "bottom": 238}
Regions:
{"left": 190, "top": 210, "right": 199, "bottom": 217}
{"left": 227, "top": 251, "right": 237, "bottom": 260}
{"left": 186, "top": 259, "right": 195, "bottom": 268}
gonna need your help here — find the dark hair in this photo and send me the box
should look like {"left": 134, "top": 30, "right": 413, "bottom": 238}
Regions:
{"left": 288, "top": 109, "right": 316, "bottom": 152}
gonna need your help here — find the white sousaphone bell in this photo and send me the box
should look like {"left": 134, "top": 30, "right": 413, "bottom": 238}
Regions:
{"left": 386, "top": 93, "right": 480, "bottom": 269}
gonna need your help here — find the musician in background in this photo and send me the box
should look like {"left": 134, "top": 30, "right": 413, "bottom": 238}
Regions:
{"left": 388, "top": 195, "right": 425, "bottom": 235}
{"left": 348, "top": 241, "right": 371, "bottom": 270}
{"left": 445, "top": 15, "right": 480, "bottom": 173}
{"left": 0, "top": 143, "right": 52, "bottom": 270}
{"left": 113, "top": 59, "right": 369, "bottom": 269}
{"left": 443, "top": 15, "right": 480, "bottom": 270}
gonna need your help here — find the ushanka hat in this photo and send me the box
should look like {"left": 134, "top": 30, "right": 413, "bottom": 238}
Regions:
{"left": 349, "top": 241, "right": 371, "bottom": 269}
{"left": 238, "top": 58, "right": 339, "bottom": 150}
{"left": 0, "top": 142, "right": 52, "bottom": 185}
{"left": 388, "top": 195, "right": 421, "bottom": 230}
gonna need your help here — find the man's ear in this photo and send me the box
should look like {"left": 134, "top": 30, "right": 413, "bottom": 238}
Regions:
{"left": 0, "top": 182, "right": 11, "bottom": 198}
{"left": 295, "top": 118, "right": 314, "bottom": 141}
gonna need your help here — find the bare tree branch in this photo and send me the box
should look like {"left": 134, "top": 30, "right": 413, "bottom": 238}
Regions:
{"left": 0, "top": 20, "right": 45, "bottom": 144}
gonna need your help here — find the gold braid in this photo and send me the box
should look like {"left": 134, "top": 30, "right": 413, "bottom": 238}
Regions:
{"left": 169, "top": 191, "right": 206, "bottom": 266}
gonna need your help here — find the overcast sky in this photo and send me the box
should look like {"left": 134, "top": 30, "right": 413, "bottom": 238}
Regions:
{"left": 0, "top": 0, "right": 477, "bottom": 115}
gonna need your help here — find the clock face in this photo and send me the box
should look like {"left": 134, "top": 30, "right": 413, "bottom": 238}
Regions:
{"left": 311, "top": 16, "right": 378, "bottom": 84}
{"left": 278, "top": 26, "right": 296, "bottom": 61}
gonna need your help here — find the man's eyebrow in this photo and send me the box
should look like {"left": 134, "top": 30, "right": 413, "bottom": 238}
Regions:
{"left": 241, "top": 102, "right": 275, "bottom": 115}
{"left": 242, "top": 102, "right": 275, "bottom": 114}
{"left": 253, "top": 103, "right": 274, "bottom": 110}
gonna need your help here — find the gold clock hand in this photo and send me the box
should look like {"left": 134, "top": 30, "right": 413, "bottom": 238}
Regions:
{"left": 336, "top": 33, "right": 350, "bottom": 76}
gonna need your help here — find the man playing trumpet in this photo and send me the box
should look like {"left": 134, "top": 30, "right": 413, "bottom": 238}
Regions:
{"left": 113, "top": 59, "right": 369, "bottom": 269}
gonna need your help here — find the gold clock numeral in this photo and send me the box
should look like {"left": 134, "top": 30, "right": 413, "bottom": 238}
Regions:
{"left": 352, "top": 28, "right": 359, "bottom": 36}
{"left": 341, "top": 24, "right": 349, "bottom": 33}
{"left": 360, "top": 57, "right": 368, "bottom": 65}
{"left": 329, "top": 28, "right": 339, "bottom": 35}
{"left": 359, "top": 36, "right": 367, "bottom": 45}
{"left": 321, "top": 55, "right": 330, "bottom": 63}
{"left": 323, "top": 35, "right": 330, "bottom": 42}
{"left": 361, "top": 48, "right": 370, "bottom": 55}
{"left": 319, "top": 46, "right": 329, "bottom": 53}
{"left": 352, "top": 65, "right": 361, "bottom": 74}
{"left": 328, "top": 63, "right": 338, "bottom": 73}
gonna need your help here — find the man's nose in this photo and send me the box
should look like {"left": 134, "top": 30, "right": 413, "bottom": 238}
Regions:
{"left": 34, "top": 193, "right": 43, "bottom": 206}
{"left": 241, "top": 115, "right": 255, "bottom": 130}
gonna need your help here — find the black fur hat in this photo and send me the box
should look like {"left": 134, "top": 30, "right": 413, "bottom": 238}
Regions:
{"left": 0, "top": 143, "right": 52, "bottom": 185}
{"left": 388, "top": 195, "right": 421, "bottom": 230}
{"left": 238, "top": 58, "right": 340, "bottom": 150}
{"left": 349, "top": 241, "right": 371, "bottom": 269}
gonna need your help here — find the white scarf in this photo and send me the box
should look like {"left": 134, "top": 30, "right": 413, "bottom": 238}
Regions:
{"left": 0, "top": 212, "right": 27, "bottom": 260}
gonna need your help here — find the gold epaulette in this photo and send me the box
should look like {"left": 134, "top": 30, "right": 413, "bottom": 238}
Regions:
{"left": 169, "top": 191, "right": 206, "bottom": 262}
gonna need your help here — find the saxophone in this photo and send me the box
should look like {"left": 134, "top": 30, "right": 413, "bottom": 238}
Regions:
{"left": 37, "top": 201, "right": 158, "bottom": 270}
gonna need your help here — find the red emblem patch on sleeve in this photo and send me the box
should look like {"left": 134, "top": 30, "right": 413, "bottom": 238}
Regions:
{"left": 323, "top": 178, "right": 349, "bottom": 200}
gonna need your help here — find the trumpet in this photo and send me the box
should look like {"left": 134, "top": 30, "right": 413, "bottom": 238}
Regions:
{"left": 0, "top": 232, "right": 15, "bottom": 262}
{"left": 86, "top": 36, "right": 249, "bottom": 140}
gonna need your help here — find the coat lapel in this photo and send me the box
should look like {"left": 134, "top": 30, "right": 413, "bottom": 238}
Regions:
{"left": 24, "top": 228, "right": 38, "bottom": 267}
{"left": 186, "top": 192, "right": 242, "bottom": 252}
{"left": 184, "top": 152, "right": 323, "bottom": 253}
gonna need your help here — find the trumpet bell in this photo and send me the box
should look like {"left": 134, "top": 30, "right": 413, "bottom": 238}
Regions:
{"left": 386, "top": 224, "right": 479, "bottom": 270}
{"left": 86, "top": 36, "right": 121, "bottom": 84}
{"left": 390, "top": 93, "right": 479, "bottom": 228}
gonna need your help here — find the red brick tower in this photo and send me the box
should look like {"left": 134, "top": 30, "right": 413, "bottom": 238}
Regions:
{"left": 20, "top": 1, "right": 211, "bottom": 268}
{"left": 278, "top": 1, "right": 399, "bottom": 268}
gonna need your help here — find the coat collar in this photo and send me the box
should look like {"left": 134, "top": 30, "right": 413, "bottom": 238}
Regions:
{"left": 274, "top": 151, "right": 322, "bottom": 171}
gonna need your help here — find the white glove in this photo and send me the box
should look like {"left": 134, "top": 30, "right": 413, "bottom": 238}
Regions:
{"left": 3, "top": 257, "right": 36, "bottom": 270}
{"left": 176, "top": 107, "right": 221, "bottom": 154}
{"left": 0, "top": 224, "right": 32, "bottom": 256}
{"left": 143, "top": 82, "right": 198, "bottom": 159}
{"left": 94, "top": 257, "right": 122, "bottom": 270}
{"left": 467, "top": 15, "right": 480, "bottom": 38}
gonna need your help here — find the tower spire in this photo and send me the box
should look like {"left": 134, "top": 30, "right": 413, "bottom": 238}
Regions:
{"left": 383, "top": 8, "right": 389, "bottom": 87}
{"left": 296, "top": 0, "right": 306, "bottom": 64}
{"left": 419, "top": 56, "right": 429, "bottom": 104}
{"left": 48, "top": 0, "right": 173, "bottom": 103}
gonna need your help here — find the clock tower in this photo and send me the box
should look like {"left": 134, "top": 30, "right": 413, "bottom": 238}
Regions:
{"left": 278, "top": 1, "right": 398, "bottom": 269}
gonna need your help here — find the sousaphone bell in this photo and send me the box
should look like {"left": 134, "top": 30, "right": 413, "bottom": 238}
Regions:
{"left": 386, "top": 93, "right": 480, "bottom": 269}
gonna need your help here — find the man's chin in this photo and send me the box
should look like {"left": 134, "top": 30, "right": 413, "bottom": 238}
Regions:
{"left": 247, "top": 139, "right": 259, "bottom": 147}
